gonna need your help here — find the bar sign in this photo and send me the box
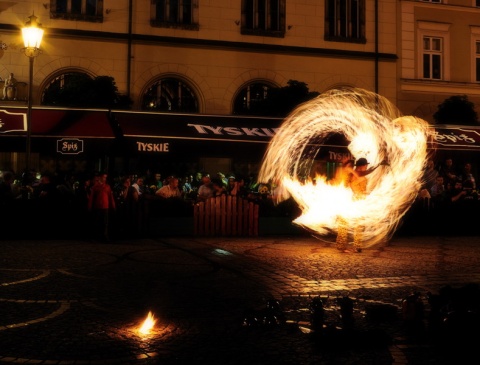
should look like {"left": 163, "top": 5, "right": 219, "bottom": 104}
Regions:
{"left": 57, "top": 138, "right": 84, "bottom": 154}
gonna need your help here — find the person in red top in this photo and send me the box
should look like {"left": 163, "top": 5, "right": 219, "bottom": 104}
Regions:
{"left": 88, "top": 172, "right": 116, "bottom": 241}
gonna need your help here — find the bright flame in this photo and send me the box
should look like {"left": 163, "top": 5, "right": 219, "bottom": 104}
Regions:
{"left": 138, "top": 311, "right": 157, "bottom": 335}
{"left": 259, "top": 88, "right": 430, "bottom": 247}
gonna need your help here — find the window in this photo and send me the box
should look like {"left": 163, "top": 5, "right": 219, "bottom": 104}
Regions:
{"left": 423, "top": 36, "right": 443, "bottom": 79}
{"left": 41, "top": 72, "right": 93, "bottom": 106}
{"left": 241, "top": 0, "right": 286, "bottom": 38}
{"left": 233, "top": 82, "right": 274, "bottom": 115}
{"left": 151, "top": 0, "right": 199, "bottom": 30}
{"left": 472, "top": 28, "right": 480, "bottom": 82}
{"left": 417, "top": 21, "right": 450, "bottom": 81}
{"left": 50, "top": 0, "right": 103, "bottom": 22}
{"left": 325, "top": 0, "right": 366, "bottom": 43}
{"left": 142, "top": 78, "right": 199, "bottom": 113}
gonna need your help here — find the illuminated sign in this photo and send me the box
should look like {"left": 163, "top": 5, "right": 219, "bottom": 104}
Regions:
{"left": 430, "top": 127, "right": 480, "bottom": 150}
{"left": 136, "top": 141, "right": 169, "bottom": 152}
{"left": 57, "top": 138, "right": 84, "bottom": 154}
{"left": 0, "top": 109, "right": 27, "bottom": 133}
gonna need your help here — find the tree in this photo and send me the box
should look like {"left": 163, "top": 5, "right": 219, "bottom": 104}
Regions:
{"left": 433, "top": 95, "right": 478, "bottom": 125}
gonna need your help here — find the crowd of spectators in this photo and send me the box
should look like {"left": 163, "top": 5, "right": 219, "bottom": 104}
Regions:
{"left": 0, "top": 168, "right": 283, "bottom": 240}
{"left": 2, "top": 156, "right": 476, "bottom": 239}
{"left": 407, "top": 156, "right": 480, "bottom": 235}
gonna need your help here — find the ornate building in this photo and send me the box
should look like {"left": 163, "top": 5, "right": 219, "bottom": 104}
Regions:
{"left": 398, "top": 0, "right": 480, "bottom": 123}
{"left": 7, "top": 1, "right": 479, "bottom": 175}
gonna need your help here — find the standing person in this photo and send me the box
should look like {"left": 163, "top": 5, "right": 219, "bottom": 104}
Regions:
{"left": 197, "top": 174, "right": 214, "bottom": 202}
{"left": 430, "top": 175, "right": 446, "bottom": 202}
{"left": 117, "top": 176, "right": 139, "bottom": 237}
{"left": 191, "top": 172, "right": 203, "bottom": 190}
{"left": 155, "top": 176, "right": 182, "bottom": 199}
{"left": 88, "top": 172, "right": 116, "bottom": 242}
{"left": 0, "top": 171, "right": 16, "bottom": 202}
{"left": 439, "top": 157, "right": 458, "bottom": 190}
{"left": 182, "top": 175, "right": 194, "bottom": 199}
{"left": 147, "top": 172, "right": 163, "bottom": 193}
{"left": 422, "top": 159, "right": 438, "bottom": 192}
{"left": 336, "top": 158, "right": 386, "bottom": 253}
{"left": 459, "top": 162, "right": 476, "bottom": 190}
{"left": 211, "top": 178, "right": 227, "bottom": 196}
{"left": 132, "top": 175, "right": 146, "bottom": 197}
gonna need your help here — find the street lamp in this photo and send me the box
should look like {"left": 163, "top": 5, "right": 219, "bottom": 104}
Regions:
{"left": 21, "top": 13, "right": 43, "bottom": 186}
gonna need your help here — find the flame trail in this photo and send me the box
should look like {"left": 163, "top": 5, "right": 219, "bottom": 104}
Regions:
{"left": 259, "top": 88, "right": 430, "bottom": 247}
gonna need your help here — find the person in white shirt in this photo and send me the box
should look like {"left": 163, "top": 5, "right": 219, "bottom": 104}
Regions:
{"left": 155, "top": 176, "right": 182, "bottom": 199}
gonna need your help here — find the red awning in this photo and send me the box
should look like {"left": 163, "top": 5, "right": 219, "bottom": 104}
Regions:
{"left": 0, "top": 107, "right": 114, "bottom": 138}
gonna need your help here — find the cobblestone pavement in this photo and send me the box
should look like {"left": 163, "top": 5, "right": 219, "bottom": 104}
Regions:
{"left": 1, "top": 235, "right": 480, "bottom": 364}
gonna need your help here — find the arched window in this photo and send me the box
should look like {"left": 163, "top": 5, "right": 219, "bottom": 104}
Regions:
{"left": 233, "top": 82, "right": 275, "bottom": 115}
{"left": 41, "top": 72, "right": 93, "bottom": 106}
{"left": 142, "top": 78, "right": 199, "bottom": 113}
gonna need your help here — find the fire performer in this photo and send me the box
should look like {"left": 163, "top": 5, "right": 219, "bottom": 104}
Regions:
{"left": 335, "top": 157, "right": 386, "bottom": 253}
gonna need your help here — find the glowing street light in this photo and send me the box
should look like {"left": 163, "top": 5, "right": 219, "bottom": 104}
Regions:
{"left": 21, "top": 13, "right": 44, "bottom": 186}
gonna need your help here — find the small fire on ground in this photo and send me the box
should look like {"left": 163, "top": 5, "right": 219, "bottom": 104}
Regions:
{"left": 137, "top": 311, "right": 157, "bottom": 335}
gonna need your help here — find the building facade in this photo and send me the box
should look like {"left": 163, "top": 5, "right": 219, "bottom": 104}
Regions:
{"left": 398, "top": 0, "right": 480, "bottom": 123}
{"left": 0, "top": 0, "right": 398, "bottom": 177}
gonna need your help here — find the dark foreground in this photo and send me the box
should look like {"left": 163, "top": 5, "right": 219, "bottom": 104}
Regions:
{"left": 1, "top": 235, "right": 480, "bottom": 364}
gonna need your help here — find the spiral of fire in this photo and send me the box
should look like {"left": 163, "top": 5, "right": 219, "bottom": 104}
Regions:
{"left": 259, "top": 88, "right": 430, "bottom": 247}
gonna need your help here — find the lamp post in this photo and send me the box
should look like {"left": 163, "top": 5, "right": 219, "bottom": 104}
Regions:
{"left": 21, "top": 13, "right": 43, "bottom": 186}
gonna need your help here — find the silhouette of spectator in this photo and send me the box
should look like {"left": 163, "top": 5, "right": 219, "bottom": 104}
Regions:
{"left": 146, "top": 172, "right": 163, "bottom": 194}
{"left": 216, "top": 172, "right": 228, "bottom": 187}
{"left": 0, "top": 171, "right": 16, "bottom": 202}
{"left": 132, "top": 175, "right": 145, "bottom": 197}
{"left": 439, "top": 157, "right": 458, "bottom": 189}
{"left": 156, "top": 176, "right": 182, "bottom": 199}
{"left": 116, "top": 176, "right": 139, "bottom": 237}
{"left": 191, "top": 172, "right": 203, "bottom": 190}
{"left": 212, "top": 178, "right": 227, "bottom": 196}
{"left": 88, "top": 172, "right": 116, "bottom": 242}
{"left": 197, "top": 174, "right": 214, "bottom": 202}
{"left": 182, "top": 175, "right": 194, "bottom": 199}
{"left": 459, "top": 162, "right": 476, "bottom": 190}
{"left": 422, "top": 159, "right": 438, "bottom": 191}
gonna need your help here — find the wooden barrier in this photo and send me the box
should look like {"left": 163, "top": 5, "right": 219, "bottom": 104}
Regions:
{"left": 193, "top": 195, "right": 259, "bottom": 236}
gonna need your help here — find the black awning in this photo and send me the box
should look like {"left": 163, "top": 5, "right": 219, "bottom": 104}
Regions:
{"left": 430, "top": 125, "right": 480, "bottom": 151}
{"left": 111, "top": 111, "right": 282, "bottom": 144}
{"left": 5, "top": 107, "right": 480, "bottom": 154}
